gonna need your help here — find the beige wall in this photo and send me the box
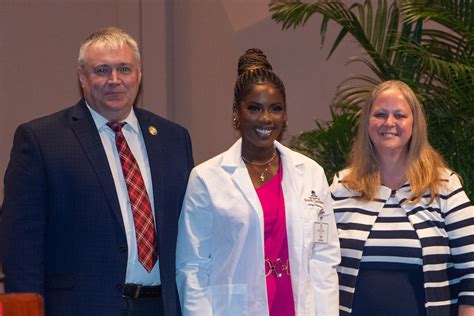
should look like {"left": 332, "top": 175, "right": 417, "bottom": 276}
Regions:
{"left": 0, "top": 0, "right": 364, "bottom": 203}
{"left": 172, "top": 0, "right": 365, "bottom": 164}
{"left": 0, "top": 0, "right": 170, "bottom": 202}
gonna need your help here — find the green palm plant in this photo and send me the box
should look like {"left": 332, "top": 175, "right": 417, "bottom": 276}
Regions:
{"left": 289, "top": 105, "right": 359, "bottom": 179}
{"left": 271, "top": 0, "right": 424, "bottom": 100}
{"left": 270, "top": 0, "right": 474, "bottom": 198}
{"left": 400, "top": 0, "right": 474, "bottom": 197}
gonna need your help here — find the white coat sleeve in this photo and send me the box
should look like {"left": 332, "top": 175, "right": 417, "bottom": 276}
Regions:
{"left": 176, "top": 169, "right": 214, "bottom": 315}
{"left": 311, "top": 173, "right": 341, "bottom": 316}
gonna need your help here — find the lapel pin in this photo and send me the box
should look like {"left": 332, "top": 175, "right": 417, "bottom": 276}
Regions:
{"left": 148, "top": 126, "right": 158, "bottom": 136}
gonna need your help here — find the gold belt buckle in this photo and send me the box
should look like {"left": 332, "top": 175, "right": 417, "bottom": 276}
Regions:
{"left": 265, "top": 258, "right": 290, "bottom": 278}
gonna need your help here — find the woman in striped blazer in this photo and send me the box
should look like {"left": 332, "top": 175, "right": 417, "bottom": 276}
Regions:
{"left": 330, "top": 80, "right": 474, "bottom": 316}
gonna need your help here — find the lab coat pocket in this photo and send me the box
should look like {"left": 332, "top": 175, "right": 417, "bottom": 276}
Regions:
{"left": 309, "top": 259, "right": 338, "bottom": 295}
{"left": 308, "top": 259, "right": 339, "bottom": 316}
{"left": 207, "top": 284, "right": 248, "bottom": 315}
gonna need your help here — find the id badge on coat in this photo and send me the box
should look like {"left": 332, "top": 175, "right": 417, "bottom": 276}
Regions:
{"left": 314, "top": 221, "right": 328, "bottom": 244}
{"left": 313, "top": 209, "right": 328, "bottom": 244}
{"left": 304, "top": 190, "right": 328, "bottom": 245}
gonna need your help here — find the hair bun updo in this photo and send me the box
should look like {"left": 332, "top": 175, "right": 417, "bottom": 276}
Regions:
{"left": 237, "top": 48, "right": 273, "bottom": 76}
{"left": 233, "top": 48, "right": 286, "bottom": 106}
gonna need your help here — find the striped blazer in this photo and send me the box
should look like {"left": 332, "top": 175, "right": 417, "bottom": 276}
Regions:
{"left": 330, "top": 168, "right": 474, "bottom": 316}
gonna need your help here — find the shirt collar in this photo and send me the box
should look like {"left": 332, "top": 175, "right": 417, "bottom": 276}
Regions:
{"left": 85, "top": 102, "right": 140, "bottom": 134}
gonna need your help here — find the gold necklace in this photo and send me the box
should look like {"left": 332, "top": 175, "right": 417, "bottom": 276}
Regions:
{"left": 242, "top": 151, "right": 277, "bottom": 182}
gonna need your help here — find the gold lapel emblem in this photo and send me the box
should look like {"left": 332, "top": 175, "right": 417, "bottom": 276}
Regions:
{"left": 148, "top": 126, "right": 158, "bottom": 136}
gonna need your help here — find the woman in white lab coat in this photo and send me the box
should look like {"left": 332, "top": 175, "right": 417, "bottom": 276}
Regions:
{"left": 176, "top": 48, "right": 340, "bottom": 315}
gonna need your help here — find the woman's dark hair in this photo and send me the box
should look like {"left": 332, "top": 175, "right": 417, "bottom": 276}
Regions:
{"left": 233, "top": 48, "right": 286, "bottom": 106}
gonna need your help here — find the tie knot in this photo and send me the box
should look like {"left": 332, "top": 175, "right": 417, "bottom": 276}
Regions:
{"left": 107, "top": 121, "right": 126, "bottom": 133}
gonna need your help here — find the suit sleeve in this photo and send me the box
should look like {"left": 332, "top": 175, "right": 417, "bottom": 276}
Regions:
{"left": 1, "top": 124, "right": 47, "bottom": 294}
{"left": 176, "top": 168, "right": 213, "bottom": 315}
{"left": 184, "top": 129, "right": 194, "bottom": 172}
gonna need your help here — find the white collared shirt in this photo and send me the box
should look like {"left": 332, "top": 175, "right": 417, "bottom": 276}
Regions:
{"left": 87, "top": 104, "right": 161, "bottom": 286}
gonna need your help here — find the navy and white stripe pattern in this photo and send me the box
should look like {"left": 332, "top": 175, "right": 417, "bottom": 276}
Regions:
{"left": 331, "top": 169, "right": 474, "bottom": 316}
{"left": 361, "top": 194, "right": 423, "bottom": 267}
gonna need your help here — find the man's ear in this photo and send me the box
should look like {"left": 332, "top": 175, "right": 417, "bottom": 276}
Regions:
{"left": 77, "top": 67, "right": 85, "bottom": 87}
{"left": 137, "top": 65, "right": 142, "bottom": 83}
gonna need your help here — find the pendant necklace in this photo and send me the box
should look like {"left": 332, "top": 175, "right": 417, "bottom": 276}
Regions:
{"left": 242, "top": 150, "right": 277, "bottom": 182}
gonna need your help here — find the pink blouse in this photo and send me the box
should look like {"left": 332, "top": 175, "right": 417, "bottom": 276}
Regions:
{"left": 256, "top": 163, "right": 295, "bottom": 316}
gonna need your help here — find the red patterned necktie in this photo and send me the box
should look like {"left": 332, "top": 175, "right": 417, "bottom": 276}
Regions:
{"left": 107, "top": 121, "right": 158, "bottom": 272}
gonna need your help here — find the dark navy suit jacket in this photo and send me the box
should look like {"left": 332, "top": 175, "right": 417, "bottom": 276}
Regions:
{"left": 0, "top": 100, "right": 193, "bottom": 315}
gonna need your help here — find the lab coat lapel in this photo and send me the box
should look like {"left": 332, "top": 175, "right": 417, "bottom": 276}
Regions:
{"left": 222, "top": 139, "right": 265, "bottom": 233}
{"left": 275, "top": 142, "right": 306, "bottom": 305}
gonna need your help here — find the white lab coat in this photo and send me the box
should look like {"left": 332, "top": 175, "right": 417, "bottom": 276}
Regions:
{"left": 176, "top": 139, "right": 340, "bottom": 315}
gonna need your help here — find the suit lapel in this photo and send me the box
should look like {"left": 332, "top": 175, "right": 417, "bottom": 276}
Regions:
{"left": 69, "top": 100, "right": 125, "bottom": 233}
{"left": 135, "top": 109, "right": 165, "bottom": 246}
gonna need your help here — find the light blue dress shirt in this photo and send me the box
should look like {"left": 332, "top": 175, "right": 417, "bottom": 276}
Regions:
{"left": 87, "top": 104, "right": 161, "bottom": 286}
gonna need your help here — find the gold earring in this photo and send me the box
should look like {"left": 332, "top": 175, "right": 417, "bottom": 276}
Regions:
{"left": 233, "top": 116, "right": 240, "bottom": 129}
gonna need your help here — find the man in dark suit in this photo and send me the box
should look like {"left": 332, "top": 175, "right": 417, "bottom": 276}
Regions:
{"left": 0, "top": 27, "right": 193, "bottom": 315}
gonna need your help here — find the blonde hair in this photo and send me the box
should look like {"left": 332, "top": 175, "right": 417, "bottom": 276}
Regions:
{"left": 78, "top": 26, "right": 141, "bottom": 67}
{"left": 343, "top": 80, "right": 449, "bottom": 203}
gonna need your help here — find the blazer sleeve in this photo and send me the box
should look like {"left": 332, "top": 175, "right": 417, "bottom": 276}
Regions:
{"left": 176, "top": 168, "right": 213, "bottom": 315}
{"left": 443, "top": 173, "right": 474, "bottom": 306}
{"left": 1, "top": 124, "right": 47, "bottom": 294}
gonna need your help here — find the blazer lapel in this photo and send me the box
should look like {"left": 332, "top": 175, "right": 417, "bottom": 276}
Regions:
{"left": 135, "top": 109, "right": 165, "bottom": 244}
{"left": 69, "top": 100, "right": 125, "bottom": 233}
